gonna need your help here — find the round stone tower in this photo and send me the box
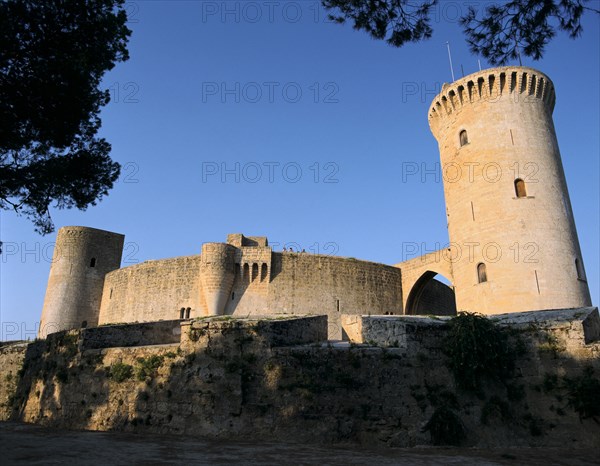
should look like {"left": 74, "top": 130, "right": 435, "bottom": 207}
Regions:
{"left": 428, "top": 66, "right": 591, "bottom": 314}
{"left": 200, "top": 242, "right": 237, "bottom": 316}
{"left": 39, "top": 226, "right": 124, "bottom": 338}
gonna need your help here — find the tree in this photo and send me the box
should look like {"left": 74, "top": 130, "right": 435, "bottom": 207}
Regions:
{"left": 322, "top": 0, "right": 600, "bottom": 65}
{"left": 0, "top": 0, "right": 131, "bottom": 235}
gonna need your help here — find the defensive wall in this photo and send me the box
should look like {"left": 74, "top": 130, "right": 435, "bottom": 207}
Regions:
{"left": 98, "top": 236, "right": 404, "bottom": 339}
{"left": 1, "top": 309, "right": 599, "bottom": 448}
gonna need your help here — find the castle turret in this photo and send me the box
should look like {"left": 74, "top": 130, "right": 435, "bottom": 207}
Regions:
{"left": 428, "top": 66, "right": 591, "bottom": 314}
{"left": 39, "top": 226, "right": 124, "bottom": 338}
{"left": 200, "top": 242, "right": 237, "bottom": 316}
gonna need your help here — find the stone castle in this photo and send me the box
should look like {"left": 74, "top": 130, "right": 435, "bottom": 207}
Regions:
{"left": 38, "top": 66, "right": 592, "bottom": 339}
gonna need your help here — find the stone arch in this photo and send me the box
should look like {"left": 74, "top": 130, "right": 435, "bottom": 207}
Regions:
{"left": 396, "top": 250, "right": 456, "bottom": 316}
{"left": 405, "top": 271, "right": 457, "bottom": 316}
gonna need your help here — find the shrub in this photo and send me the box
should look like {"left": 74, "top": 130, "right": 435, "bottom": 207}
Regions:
{"left": 110, "top": 362, "right": 133, "bottom": 383}
{"left": 443, "top": 312, "right": 517, "bottom": 392}
{"left": 564, "top": 366, "right": 600, "bottom": 421}
{"left": 135, "top": 355, "right": 164, "bottom": 381}
{"left": 422, "top": 406, "right": 466, "bottom": 446}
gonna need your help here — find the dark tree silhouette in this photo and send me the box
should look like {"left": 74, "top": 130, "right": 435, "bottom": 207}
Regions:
{"left": 0, "top": 0, "right": 131, "bottom": 234}
{"left": 322, "top": 0, "right": 599, "bottom": 65}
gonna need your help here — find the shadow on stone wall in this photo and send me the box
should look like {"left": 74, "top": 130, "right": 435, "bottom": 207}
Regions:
{"left": 2, "top": 312, "right": 599, "bottom": 448}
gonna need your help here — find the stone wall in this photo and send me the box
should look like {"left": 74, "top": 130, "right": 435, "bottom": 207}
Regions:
{"left": 99, "top": 256, "right": 202, "bottom": 324}
{"left": 80, "top": 321, "right": 182, "bottom": 350}
{"left": 260, "top": 252, "right": 403, "bottom": 338}
{"left": 1, "top": 311, "right": 599, "bottom": 449}
{"left": 98, "top": 250, "right": 403, "bottom": 339}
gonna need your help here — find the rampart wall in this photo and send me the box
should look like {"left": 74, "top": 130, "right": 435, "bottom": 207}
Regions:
{"left": 98, "top": 251, "right": 403, "bottom": 339}
{"left": 1, "top": 310, "right": 599, "bottom": 448}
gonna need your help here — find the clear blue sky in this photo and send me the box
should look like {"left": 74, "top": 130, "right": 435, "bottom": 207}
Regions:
{"left": 1, "top": 1, "right": 599, "bottom": 340}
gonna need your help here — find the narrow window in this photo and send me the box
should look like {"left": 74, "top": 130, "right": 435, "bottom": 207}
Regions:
{"left": 109, "top": 288, "right": 113, "bottom": 299}
{"left": 179, "top": 308, "right": 185, "bottom": 319}
{"left": 81, "top": 320, "right": 87, "bottom": 328}
{"left": 459, "top": 129, "right": 469, "bottom": 146}
{"left": 185, "top": 307, "right": 191, "bottom": 319}
{"left": 90, "top": 258, "right": 96, "bottom": 267}
{"left": 252, "top": 263, "right": 258, "bottom": 281}
{"left": 515, "top": 178, "right": 527, "bottom": 198}
{"left": 477, "top": 263, "right": 487, "bottom": 283}
{"left": 232, "top": 292, "right": 235, "bottom": 301}
{"left": 336, "top": 299, "right": 340, "bottom": 313}
{"left": 260, "top": 263, "right": 268, "bottom": 282}
{"left": 575, "top": 258, "right": 586, "bottom": 280}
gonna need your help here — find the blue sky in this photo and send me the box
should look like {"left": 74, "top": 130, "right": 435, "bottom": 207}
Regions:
{"left": 1, "top": 1, "right": 599, "bottom": 340}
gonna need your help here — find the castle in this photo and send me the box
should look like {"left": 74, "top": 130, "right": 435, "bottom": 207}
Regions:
{"left": 38, "top": 66, "right": 592, "bottom": 339}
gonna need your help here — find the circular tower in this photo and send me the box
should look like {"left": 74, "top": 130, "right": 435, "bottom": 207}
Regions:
{"left": 200, "top": 242, "right": 237, "bottom": 316}
{"left": 428, "top": 66, "right": 591, "bottom": 314}
{"left": 39, "top": 226, "right": 125, "bottom": 337}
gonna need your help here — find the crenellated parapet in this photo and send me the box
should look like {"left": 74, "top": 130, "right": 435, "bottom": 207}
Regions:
{"left": 428, "top": 66, "right": 555, "bottom": 134}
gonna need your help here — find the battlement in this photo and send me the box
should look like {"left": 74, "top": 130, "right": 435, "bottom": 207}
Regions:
{"left": 428, "top": 66, "right": 556, "bottom": 131}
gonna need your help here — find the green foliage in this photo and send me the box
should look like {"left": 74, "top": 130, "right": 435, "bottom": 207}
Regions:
{"left": 422, "top": 406, "right": 466, "bottom": 446}
{"left": 537, "top": 333, "right": 566, "bottom": 358}
{"left": 188, "top": 328, "right": 206, "bottom": 342}
{"left": 443, "top": 312, "right": 518, "bottom": 392}
{"left": 109, "top": 362, "right": 133, "bottom": 383}
{"left": 564, "top": 366, "right": 600, "bottom": 421}
{"left": 322, "top": 0, "right": 436, "bottom": 47}
{"left": 59, "top": 333, "right": 79, "bottom": 357}
{"left": 321, "top": 1, "right": 599, "bottom": 65}
{"left": 0, "top": 0, "right": 131, "bottom": 233}
{"left": 135, "top": 355, "right": 164, "bottom": 381}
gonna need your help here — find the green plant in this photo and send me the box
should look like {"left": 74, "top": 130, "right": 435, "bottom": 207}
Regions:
{"left": 422, "top": 406, "right": 466, "bottom": 446}
{"left": 443, "top": 312, "right": 517, "bottom": 392}
{"left": 109, "top": 362, "right": 133, "bottom": 383}
{"left": 537, "top": 333, "right": 566, "bottom": 357}
{"left": 135, "top": 355, "right": 164, "bottom": 381}
{"left": 542, "top": 373, "right": 560, "bottom": 393}
{"left": 564, "top": 366, "right": 600, "bottom": 422}
{"left": 188, "top": 328, "right": 206, "bottom": 342}
{"left": 59, "top": 333, "right": 79, "bottom": 357}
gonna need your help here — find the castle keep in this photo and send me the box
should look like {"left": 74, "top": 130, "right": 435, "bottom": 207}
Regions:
{"left": 38, "top": 66, "right": 592, "bottom": 338}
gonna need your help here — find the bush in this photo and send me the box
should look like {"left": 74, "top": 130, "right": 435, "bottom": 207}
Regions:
{"left": 444, "top": 312, "right": 517, "bottom": 392}
{"left": 564, "top": 366, "right": 600, "bottom": 421}
{"left": 135, "top": 355, "right": 164, "bottom": 381}
{"left": 422, "top": 406, "right": 466, "bottom": 446}
{"left": 110, "top": 362, "right": 133, "bottom": 383}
